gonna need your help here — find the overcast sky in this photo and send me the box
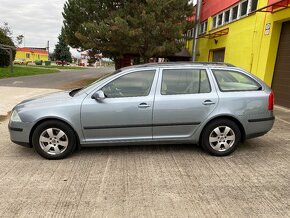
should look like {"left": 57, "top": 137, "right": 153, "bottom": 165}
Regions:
{"left": 0, "top": 0, "right": 80, "bottom": 56}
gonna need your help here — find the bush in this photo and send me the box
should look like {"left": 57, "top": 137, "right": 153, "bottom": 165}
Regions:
{"left": 35, "top": 60, "right": 43, "bottom": 65}
{"left": 44, "top": 61, "right": 51, "bottom": 66}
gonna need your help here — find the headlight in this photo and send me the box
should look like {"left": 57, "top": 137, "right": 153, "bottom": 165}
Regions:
{"left": 10, "top": 110, "right": 22, "bottom": 122}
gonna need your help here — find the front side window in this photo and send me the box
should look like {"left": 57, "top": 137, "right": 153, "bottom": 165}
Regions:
{"left": 212, "top": 69, "right": 261, "bottom": 91}
{"left": 161, "top": 69, "right": 211, "bottom": 95}
{"left": 102, "top": 70, "right": 155, "bottom": 98}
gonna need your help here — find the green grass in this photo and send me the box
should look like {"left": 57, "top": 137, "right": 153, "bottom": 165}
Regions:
{"left": 0, "top": 66, "right": 59, "bottom": 79}
{"left": 30, "top": 65, "right": 88, "bottom": 70}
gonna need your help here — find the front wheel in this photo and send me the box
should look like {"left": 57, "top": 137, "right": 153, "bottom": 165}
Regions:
{"left": 32, "top": 120, "right": 76, "bottom": 160}
{"left": 201, "top": 119, "right": 241, "bottom": 156}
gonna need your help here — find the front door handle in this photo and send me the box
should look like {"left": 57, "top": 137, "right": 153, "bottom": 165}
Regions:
{"left": 203, "top": 100, "right": 215, "bottom": 105}
{"left": 138, "top": 103, "right": 151, "bottom": 108}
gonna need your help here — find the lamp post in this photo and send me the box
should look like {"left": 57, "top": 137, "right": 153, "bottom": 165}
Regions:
{"left": 192, "top": 0, "right": 202, "bottom": 61}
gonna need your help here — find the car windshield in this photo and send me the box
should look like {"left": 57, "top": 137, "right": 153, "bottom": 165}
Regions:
{"left": 70, "top": 69, "right": 122, "bottom": 97}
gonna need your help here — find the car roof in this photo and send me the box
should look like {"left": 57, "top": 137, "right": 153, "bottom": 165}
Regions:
{"left": 120, "top": 62, "right": 235, "bottom": 70}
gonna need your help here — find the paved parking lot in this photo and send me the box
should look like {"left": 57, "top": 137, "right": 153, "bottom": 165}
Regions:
{"left": 0, "top": 108, "right": 289, "bottom": 217}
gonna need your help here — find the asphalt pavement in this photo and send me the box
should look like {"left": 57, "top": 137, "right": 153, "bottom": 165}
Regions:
{"left": 0, "top": 67, "right": 114, "bottom": 89}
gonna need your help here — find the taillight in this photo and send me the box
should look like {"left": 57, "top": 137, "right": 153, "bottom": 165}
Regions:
{"left": 268, "top": 91, "right": 274, "bottom": 111}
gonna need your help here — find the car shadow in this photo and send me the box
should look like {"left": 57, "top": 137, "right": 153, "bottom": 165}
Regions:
{"left": 72, "top": 143, "right": 204, "bottom": 157}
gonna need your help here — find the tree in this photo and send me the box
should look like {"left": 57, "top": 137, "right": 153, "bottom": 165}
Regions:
{"left": 53, "top": 29, "right": 72, "bottom": 65}
{"left": 16, "top": 34, "right": 24, "bottom": 46}
{"left": 0, "top": 24, "right": 16, "bottom": 67}
{"left": 0, "top": 22, "right": 12, "bottom": 37}
{"left": 63, "top": 0, "right": 193, "bottom": 66}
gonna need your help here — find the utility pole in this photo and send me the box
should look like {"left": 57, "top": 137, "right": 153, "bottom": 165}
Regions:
{"left": 47, "top": 40, "right": 50, "bottom": 60}
{"left": 192, "top": 0, "right": 202, "bottom": 61}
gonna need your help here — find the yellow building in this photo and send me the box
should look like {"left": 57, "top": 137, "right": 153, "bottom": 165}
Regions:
{"left": 15, "top": 47, "right": 48, "bottom": 62}
{"left": 186, "top": 0, "right": 290, "bottom": 108}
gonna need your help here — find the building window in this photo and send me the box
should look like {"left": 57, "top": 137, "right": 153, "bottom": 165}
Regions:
{"left": 212, "top": 16, "right": 217, "bottom": 29}
{"left": 224, "top": 10, "right": 230, "bottom": 23}
{"left": 231, "top": 5, "right": 238, "bottom": 20}
{"left": 26, "top": 53, "right": 30, "bottom": 59}
{"left": 199, "top": 21, "right": 208, "bottom": 34}
{"left": 217, "top": 13, "right": 223, "bottom": 26}
{"left": 240, "top": 0, "right": 248, "bottom": 16}
{"left": 187, "top": 30, "right": 191, "bottom": 38}
{"left": 250, "top": 0, "right": 258, "bottom": 12}
{"left": 211, "top": 0, "right": 258, "bottom": 30}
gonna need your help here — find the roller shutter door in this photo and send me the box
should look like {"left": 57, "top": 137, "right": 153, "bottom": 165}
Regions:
{"left": 272, "top": 21, "right": 290, "bottom": 108}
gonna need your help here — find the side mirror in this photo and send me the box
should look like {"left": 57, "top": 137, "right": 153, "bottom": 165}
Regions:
{"left": 92, "top": 90, "right": 105, "bottom": 101}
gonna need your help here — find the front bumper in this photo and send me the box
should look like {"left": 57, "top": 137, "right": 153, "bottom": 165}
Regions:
{"left": 8, "top": 121, "right": 34, "bottom": 148}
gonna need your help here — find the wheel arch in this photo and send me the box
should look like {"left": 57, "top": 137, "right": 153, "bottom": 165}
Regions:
{"left": 199, "top": 115, "right": 246, "bottom": 144}
{"left": 29, "top": 117, "right": 81, "bottom": 149}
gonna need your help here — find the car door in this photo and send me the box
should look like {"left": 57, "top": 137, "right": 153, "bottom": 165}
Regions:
{"left": 81, "top": 69, "right": 158, "bottom": 143}
{"left": 153, "top": 67, "right": 218, "bottom": 139}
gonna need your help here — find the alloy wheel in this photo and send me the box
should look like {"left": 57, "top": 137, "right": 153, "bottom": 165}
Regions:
{"left": 39, "top": 128, "right": 68, "bottom": 155}
{"left": 209, "top": 126, "right": 235, "bottom": 152}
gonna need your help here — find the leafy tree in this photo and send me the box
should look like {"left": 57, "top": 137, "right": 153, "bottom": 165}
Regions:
{"left": 0, "top": 22, "right": 12, "bottom": 37}
{"left": 16, "top": 34, "right": 24, "bottom": 46}
{"left": 0, "top": 24, "right": 16, "bottom": 67}
{"left": 53, "top": 28, "right": 72, "bottom": 65}
{"left": 63, "top": 0, "right": 193, "bottom": 66}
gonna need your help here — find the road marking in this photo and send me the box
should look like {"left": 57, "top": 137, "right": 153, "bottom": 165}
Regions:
{"left": 276, "top": 116, "right": 290, "bottom": 125}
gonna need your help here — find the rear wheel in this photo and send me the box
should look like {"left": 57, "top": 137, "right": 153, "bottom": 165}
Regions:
{"left": 32, "top": 120, "right": 76, "bottom": 159}
{"left": 201, "top": 119, "right": 241, "bottom": 156}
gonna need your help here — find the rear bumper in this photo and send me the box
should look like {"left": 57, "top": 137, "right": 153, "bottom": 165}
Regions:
{"left": 245, "top": 116, "right": 275, "bottom": 139}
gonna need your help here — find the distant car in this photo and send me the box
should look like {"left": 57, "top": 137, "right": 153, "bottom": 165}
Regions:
{"left": 8, "top": 62, "right": 275, "bottom": 159}
{"left": 55, "top": 60, "right": 69, "bottom": 65}
{"left": 13, "top": 58, "right": 29, "bottom": 65}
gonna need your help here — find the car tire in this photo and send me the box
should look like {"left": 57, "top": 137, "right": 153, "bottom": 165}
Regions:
{"left": 32, "top": 120, "right": 76, "bottom": 160}
{"left": 201, "top": 119, "right": 241, "bottom": 156}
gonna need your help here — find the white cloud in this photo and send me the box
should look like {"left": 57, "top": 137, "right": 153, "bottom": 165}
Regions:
{"left": 0, "top": 0, "right": 80, "bottom": 57}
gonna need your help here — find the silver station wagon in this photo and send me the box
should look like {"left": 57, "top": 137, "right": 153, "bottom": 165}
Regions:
{"left": 9, "top": 62, "right": 275, "bottom": 159}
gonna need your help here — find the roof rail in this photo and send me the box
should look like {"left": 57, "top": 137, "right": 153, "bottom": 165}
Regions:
{"left": 192, "top": 62, "right": 236, "bottom": 67}
{"left": 120, "top": 62, "right": 236, "bottom": 70}
{"left": 133, "top": 61, "right": 235, "bottom": 67}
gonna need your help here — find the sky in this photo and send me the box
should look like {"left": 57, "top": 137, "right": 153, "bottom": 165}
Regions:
{"left": 0, "top": 0, "right": 80, "bottom": 57}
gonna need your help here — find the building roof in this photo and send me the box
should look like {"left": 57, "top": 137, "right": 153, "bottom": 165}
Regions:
{"left": 16, "top": 47, "right": 48, "bottom": 54}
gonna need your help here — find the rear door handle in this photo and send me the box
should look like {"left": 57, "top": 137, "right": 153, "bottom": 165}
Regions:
{"left": 203, "top": 100, "right": 215, "bottom": 105}
{"left": 138, "top": 103, "right": 151, "bottom": 108}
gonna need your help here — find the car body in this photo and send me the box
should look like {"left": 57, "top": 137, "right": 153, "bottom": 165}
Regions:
{"left": 13, "top": 58, "right": 29, "bottom": 65}
{"left": 8, "top": 62, "right": 275, "bottom": 159}
{"left": 55, "top": 60, "right": 69, "bottom": 65}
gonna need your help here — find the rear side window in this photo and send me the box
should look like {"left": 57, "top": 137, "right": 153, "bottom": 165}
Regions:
{"left": 161, "top": 69, "right": 211, "bottom": 95}
{"left": 212, "top": 69, "right": 262, "bottom": 91}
